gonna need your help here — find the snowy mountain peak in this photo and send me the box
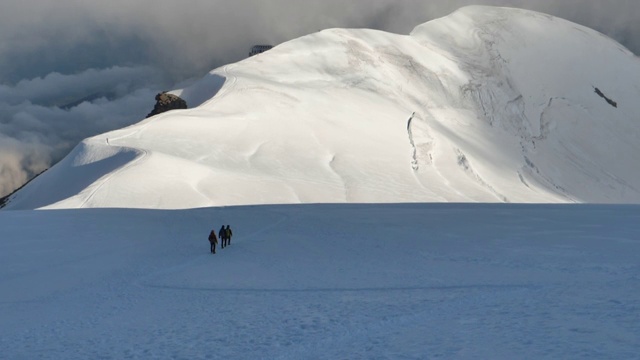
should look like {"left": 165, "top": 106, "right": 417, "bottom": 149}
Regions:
{"left": 4, "top": 6, "right": 640, "bottom": 210}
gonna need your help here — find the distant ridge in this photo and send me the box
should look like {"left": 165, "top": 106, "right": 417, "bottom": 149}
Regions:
{"left": 5, "top": 6, "right": 640, "bottom": 210}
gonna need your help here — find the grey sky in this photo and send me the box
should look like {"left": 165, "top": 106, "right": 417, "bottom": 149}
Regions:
{"left": 0, "top": 0, "right": 638, "bottom": 198}
{"left": 1, "top": 0, "right": 638, "bottom": 83}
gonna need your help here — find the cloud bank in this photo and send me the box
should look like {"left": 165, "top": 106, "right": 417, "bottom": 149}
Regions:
{"left": 1, "top": 0, "right": 638, "bottom": 197}
{"left": 0, "top": 66, "right": 160, "bottom": 197}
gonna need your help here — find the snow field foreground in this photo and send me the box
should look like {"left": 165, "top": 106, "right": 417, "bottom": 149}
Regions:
{"left": 6, "top": 6, "right": 640, "bottom": 210}
{"left": 1, "top": 203, "right": 639, "bottom": 359}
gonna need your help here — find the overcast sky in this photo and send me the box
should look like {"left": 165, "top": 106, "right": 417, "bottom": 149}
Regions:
{"left": 1, "top": 0, "right": 638, "bottom": 198}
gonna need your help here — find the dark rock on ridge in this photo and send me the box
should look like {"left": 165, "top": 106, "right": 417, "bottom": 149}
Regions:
{"left": 146, "top": 92, "right": 187, "bottom": 118}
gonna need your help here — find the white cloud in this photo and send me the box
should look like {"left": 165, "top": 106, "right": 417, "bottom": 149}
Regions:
{"left": 0, "top": 67, "right": 159, "bottom": 197}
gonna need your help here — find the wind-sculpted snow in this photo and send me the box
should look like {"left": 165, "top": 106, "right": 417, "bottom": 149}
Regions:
{"left": 5, "top": 6, "right": 640, "bottom": 209}
{"left": 1, "top": 139, "right": 142, "bottom": 209}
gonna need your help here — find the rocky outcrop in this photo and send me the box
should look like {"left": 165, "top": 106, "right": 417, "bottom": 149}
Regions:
{"left": 146, "top": 92, "right": 187, "bottom": 118}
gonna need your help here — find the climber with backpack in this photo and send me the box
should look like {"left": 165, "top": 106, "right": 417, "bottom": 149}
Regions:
{"left": 225, "top": 225, "right": 233, "bottom": 245}
{"left": 208, "top": 229, "right": 218, "bottom": 254}
{"left": 219, "top": 225, "right": 227, "bottom": 248}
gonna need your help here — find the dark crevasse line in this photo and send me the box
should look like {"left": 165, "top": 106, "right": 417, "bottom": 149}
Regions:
{"left": 407, "top": 112, "right": 418, "bottom": 171}
{"left": 594, "top": 87, "right": 618, "bottom": 108}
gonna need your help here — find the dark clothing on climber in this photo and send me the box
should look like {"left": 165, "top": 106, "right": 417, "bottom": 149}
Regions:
{"left": 208, "top": 230, "right": 218, "bottom": 254}
{"left": 219, "top": 225, "right": 227, "bottom": 248}
{"left": 225, "top": 225, "right": 233, "bottom": 245}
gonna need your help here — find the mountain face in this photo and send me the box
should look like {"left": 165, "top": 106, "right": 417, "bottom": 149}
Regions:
{"left": 4, "top": 6, "right": 640, "bottom": 210}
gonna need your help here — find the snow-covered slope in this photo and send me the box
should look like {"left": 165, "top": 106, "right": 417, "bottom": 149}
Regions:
{"left": 5, "top": 6, "right": 640, "bottom": 209}
{"left": 2, "top": 203, "right": 639, "bottom": 358}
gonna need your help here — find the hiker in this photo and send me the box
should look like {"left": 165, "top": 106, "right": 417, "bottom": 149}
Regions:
{"left": 225, "top": 225, "right": 233, "bottom": 245}
{"left": 208, "top": 229, "right": 218, "bottom": 254}
{"left": 219, "top": 225, "right": 227, "bottom": 248}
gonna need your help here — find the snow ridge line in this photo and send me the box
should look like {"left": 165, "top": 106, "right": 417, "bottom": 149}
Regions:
{"left": 200, "top": 64, "right": 238, "bottom": 108}
{"left": 78, "top": 65, "right": 241, "bottom": 208}
{"left": 106, "top": 64, "right": 237, "bottom": 146}
{"left": 78, "top": 145, "right": 149, "bottom": 208}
